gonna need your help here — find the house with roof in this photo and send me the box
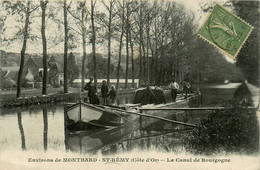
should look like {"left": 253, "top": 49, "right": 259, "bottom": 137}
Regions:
{"left": 23, "top": 56, "right": 63, "bottom": 87}
{"left": 23, "top": 56, "right": 44, "bottom": 81}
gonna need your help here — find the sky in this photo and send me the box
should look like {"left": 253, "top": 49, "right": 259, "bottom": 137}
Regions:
{"left": 0, "top": 0, "right": 234, "bottom": 62}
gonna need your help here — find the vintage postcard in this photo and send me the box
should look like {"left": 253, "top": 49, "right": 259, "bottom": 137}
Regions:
{"left": 0, "top": 0, "right": 259, "bottom": 170}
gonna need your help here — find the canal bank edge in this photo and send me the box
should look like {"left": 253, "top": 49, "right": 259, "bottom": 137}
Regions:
{"left": 0, "top": 89, "right": 137, "bottom": 107}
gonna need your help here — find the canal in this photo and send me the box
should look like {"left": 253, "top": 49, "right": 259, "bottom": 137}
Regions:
{"left": 0, "top": 83, "right": 248, "bottom": 155}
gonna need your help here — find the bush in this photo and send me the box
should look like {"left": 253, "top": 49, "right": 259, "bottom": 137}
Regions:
{"left": 185, "top": 105, "right": 259, "bottom": 155}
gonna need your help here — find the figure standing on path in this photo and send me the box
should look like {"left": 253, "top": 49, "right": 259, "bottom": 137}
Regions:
{"left": 107, "top": 85, "right": 117, "bottom": 105}
{"left": 84, "top": 77, "right": 99, "bottom": 104}
{"left": 101, "top": 80, "right": 109, "bottom": 105}
{"left": 169, "top": 80, "right": 179, "bottom": 102}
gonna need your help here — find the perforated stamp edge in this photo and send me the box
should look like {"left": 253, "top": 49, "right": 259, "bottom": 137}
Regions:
{"left": 197, "top": 3, "right": 254, "bottom": 60}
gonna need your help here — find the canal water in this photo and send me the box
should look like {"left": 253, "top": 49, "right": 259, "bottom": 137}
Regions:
{"left": 0, "top": 83, "right": 244, "bottom": 155}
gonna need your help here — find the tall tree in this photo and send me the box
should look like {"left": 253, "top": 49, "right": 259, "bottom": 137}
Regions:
{"left": 100, "top": 0, "right": 116, "bottom": 87}
{"left": 129, "top": 26, "right": 135, "bottom": 88}
{"left": 63, "top": 0, "right": 68, "bottom": 93}
{"left": 91, "top": 0, "right": 97, "bottom": 86}
{"left": 138, "top": 0, "right": 144, "bottom": 86}
{"left": 41, "top": 0, "right": 48, "bottom": 95}
{"left": 66, "top": 1, "right": 87, "bottom": 92}
{"left": 16, "top": 1, "right": 31, "bottom": 98}
{"left": 116, "top": 0, "right": 125, "bottom": 89}
{"left": 124, "top": 0, "right": 137, "bottom": 89}
{"left": 125, "top": 1, "right": 130, "bottom": 89}
{"left": 146, "top": 11, "right": 151, "bottom": 84}
{"left": 81, "top": 1, "right": 87, "bottom": 92}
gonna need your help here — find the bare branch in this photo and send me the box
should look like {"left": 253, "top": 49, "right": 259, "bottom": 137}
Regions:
{"left": 29, "top": 5, "right": 40, "bottom": 14}
{"left": 67, "top": 0, "right": 73, "bottom": 9}
{"left": 68, "top": 8, "right": 82, "bottom": 22}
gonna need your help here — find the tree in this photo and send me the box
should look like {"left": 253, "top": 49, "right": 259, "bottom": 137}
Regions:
{"left": 116, "top": 0, "right": 125, "bottom": 89}
{"left": 63, "top": 0, "right": 68, "bottom": 93}
{"left": 97, "top": 0, "right": 116, "bottom": 87}
{"left": 233, "top": 1, "right": 259, "bottom": 85}
{"left": 137, "top": 0, "right": 145, "bottom": 86}
{"left": 91, "top": 0, "right": 97, "bottom": 86}
{"left": 80, "top": 1, "right": 87, "bottom": 92}
{"left": 124, "top": 1, "right": 130, "bottom": 89}
{"left": 2, "top": 1, "right": 40, "bottom": 97}
{"left": 129, "top": 24, "right": 135, "bottom": 88}
{"left": 67, "top": 52, "right": 79, "bottom": 85}
{"left": 41, "top": 0, "right": 48, "bottom": 95}
{"left": 12, "top": 1, "right": 32, "bottom": 98}
{"left": 66, "top": 1, "right": 88, "bottom": 92}
{"left": 124, "top": 0, "right": 137, "bottom": 89}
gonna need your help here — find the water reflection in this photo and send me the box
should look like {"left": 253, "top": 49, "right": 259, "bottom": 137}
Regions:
{"left": 94, "top": 129, "right": 192, "bottom": 155}
{"left": 17, "top": 111, "right": 26, "bottom": 150}
{"left": 43, "top": 107, "right": 48, "bottom": 151}
{"left": 65, "top": 124, "right": 137, "bottom": 154}
{"left": 0, "top": 88, "right": 218, "bottom": 155}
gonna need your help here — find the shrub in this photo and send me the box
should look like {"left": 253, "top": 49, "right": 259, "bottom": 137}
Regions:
{"left": 185, "top": 105, "right": 259, "bottom": 155}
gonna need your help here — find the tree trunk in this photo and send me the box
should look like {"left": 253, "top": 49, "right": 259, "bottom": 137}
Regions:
{"left": 116, "top": 31, "right": 124, "bottom": 89}
{"left": 63, "top": 0, "right": 68, "bottom": 93}
{"left": 41, "top": 1, "right": 48, "bottom": 95}
{"left": 125, "top": 6, "right": 129, "bottom": 89}
{"left": 129, "top": 29, "right": 134, "bottom": 88}
{"left": 149, "top": 36, "right": 155, "bottom": 85}
{"left": 17, "top": 1, "right": 30, "bottom": 98}
{"left": 107, "top": 2, "right": 113, "bottom": 87}
{"left": 91, "top": 0, "right": 97, "bottom": 86}
{"left": 138, "top": 2, "right": 144, "bottom": 87}
{"left": 142, "top": 41, "right": 146, "bottom": 85}
{"left": 81, "top": 1, "right": 87, "bottom": 92}
{"left": 146, "top": 13, "right": 150, "bottom": 85}
{"left": 116, "top": 3, "right": 124, "bottom": 90}
{"left": 138, "top": 42, "right": 142, "bottom": 87}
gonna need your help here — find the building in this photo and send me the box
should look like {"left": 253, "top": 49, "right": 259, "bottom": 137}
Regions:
{"left": 23, "top": 57, "right": 44, "bottom": 80}
{"left": 22, "top": 55, "right": 65, "bottom": 87}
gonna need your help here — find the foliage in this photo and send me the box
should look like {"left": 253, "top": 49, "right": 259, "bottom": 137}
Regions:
{"left": 48, "top": 68, "right": 59, "bottom": 86}
{"left": 67, "top": 52, "right": 79, "bottom": 85}
{"left": 86, "top": 52, "right": 125, "bottom": 79}
{"left": 185, "top": 105, "right": 259, "bottom": 155}
{"left": 233, "top": 1, "right": 259, "bottom": 85}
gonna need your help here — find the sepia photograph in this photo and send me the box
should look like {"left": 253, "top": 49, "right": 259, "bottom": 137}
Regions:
{"left": 0, "top": 0, "right": 259, "bottom": 169}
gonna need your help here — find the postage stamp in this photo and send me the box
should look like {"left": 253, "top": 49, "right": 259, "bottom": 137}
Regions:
{"left": 198, "top": 3, "right": 253, "bottom": 59}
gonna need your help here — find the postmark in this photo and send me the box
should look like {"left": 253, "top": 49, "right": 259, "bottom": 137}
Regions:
{"left": 198, "top": 3, "right": 253, "bottom": 59}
